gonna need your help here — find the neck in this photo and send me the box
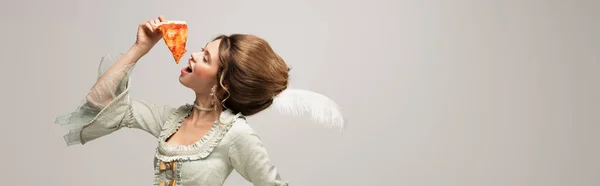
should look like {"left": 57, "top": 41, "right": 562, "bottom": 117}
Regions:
{"left": 189, "top": 93, "right": 219, "bottom": 126}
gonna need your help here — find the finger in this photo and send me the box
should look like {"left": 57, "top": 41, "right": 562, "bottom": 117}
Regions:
{"left": 158, "top": 15, "right": 166, "bottom": 22}
{"left": 147, "top": 19, "right": 155, "bottom": 27}
{"left": 145, "top": 22, "right": 155, "bottom": 32}
{"left": 150, "top": 20, "right": 160, "bottom": 30}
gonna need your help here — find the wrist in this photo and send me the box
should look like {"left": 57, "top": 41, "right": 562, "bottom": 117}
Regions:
{"left": 128, "top": 44, "right": 151, "bottom": 60}
{"left": 131, "top": 43, "right": 151, "bottom": 53}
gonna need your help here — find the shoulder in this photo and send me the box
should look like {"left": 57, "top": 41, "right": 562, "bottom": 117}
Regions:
{"left": 157, "top": 103, "right": 191, "bottom": 129}
{"left": 228, "top": 118, "right": 259, "bottom": 140}
{"left": 219, "top": 109, "right": 258, "bottom": 139}
{"left": 223, "top": 118, "right": 268, "bottom": 157}
{"left": 222, "top": 116, "right": 268, "bottom": 149}
{"left": 130, "top": 100, "right": 187, "bottom": 115}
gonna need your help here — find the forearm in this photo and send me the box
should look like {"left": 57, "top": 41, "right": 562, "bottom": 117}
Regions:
{"left": 93, "top": 44, "right": 149, "bottom": 86}
{"left": 85, "top": 44, "right": 150, "bottom": 108}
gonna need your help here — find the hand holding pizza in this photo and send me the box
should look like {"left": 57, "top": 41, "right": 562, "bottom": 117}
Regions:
{"left": 131, "top": 16, "right": 188, "bottom": 64}
{"left": 135, "top": 16, "right": 166, "bottom": 52}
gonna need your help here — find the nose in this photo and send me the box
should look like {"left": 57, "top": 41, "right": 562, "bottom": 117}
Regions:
{"left": 190, "top": 53, "right": 200, "bottom": 62}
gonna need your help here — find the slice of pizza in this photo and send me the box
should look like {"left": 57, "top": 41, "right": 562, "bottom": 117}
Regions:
{"left": 156, "top": 21, "right": 188, "bottom": 64}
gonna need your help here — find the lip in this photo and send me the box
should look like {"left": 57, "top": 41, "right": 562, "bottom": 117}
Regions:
{"left": 181, "top": 67, "right": 189, "bottom": 74}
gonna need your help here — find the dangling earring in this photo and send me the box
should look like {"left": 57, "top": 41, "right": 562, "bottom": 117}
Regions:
{"left": 209, "top": 86, "right": 216, "bottom": 106}
{"left": 193, "top": 86, "right": 216, "bottom": 111}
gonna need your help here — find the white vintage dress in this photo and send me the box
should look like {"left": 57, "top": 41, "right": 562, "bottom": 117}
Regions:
{"left": 55, "top": 54, "right": 288, "bottom": 186}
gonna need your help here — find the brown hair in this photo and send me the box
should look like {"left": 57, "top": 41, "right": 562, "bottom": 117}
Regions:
{"left": 212, "top": 34, "right": 289, "bottom": 116}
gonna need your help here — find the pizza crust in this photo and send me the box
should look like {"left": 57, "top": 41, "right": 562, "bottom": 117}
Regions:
{"left": 154, "top": 21, "right": 187, "bottom": 26}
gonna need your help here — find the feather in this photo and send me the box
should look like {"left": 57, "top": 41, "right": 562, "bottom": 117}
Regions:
{"left": 272, "top": 88, "right": 345, "bottom": 130}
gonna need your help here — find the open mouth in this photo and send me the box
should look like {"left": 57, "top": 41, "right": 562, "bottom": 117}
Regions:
{"left": 181, "top": 64, "right": 193, "bottom": 75}
{"left": 181, "top": 58, "right": 194, "bottom": 74}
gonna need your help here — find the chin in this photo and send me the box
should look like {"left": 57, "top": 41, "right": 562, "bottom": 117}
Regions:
{"left": 179, "top": 77, "right": 191, "bottom": 88}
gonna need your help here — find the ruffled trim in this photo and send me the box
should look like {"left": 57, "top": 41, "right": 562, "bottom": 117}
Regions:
{"left": 55, "top": 100, "right": 102, "bottom": 145}
{"left": 155, "top": 106, "right": 243, "bottom": 162}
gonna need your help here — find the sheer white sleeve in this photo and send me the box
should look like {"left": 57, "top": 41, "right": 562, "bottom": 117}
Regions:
{"left": 55, "top": 54, "right": 174, "bottom": 146}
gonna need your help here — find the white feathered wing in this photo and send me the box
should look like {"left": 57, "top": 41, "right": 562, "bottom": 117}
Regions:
{"left": 271, "top": 88, "right": 345, "bottom": 130}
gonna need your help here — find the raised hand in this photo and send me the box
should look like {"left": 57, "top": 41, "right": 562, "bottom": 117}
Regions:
{"left": 135, "top": 16, "right": 166, "bottom": 52}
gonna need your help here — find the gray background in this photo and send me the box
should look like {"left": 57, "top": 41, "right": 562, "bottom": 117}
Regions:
{"left": 1, "top": 0, "right": 599, "bottom": 185}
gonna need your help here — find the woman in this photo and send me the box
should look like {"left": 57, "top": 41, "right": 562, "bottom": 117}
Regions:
{"left": 56, "top": 16, "right": 343, "bottom": 186}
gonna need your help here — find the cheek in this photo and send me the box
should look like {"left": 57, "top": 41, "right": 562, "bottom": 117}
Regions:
{"left": 193, "top": 65, "right": 218, "bottom": 79}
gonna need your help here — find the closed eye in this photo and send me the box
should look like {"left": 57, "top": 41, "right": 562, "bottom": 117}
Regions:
{"left": 202, "top": 44, "right": 212, "bottom": 64}
{"left": 202, "top": 48, "right": 209, "bottom": 63}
